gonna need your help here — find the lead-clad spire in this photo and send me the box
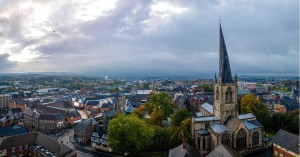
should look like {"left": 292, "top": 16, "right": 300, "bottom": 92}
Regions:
{"left": 219, "top": 24, "right": 233, "bottom": 84}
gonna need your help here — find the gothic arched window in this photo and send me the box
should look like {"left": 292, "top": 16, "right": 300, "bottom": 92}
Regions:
{"left": 236, "top": 129, "right": 247, "bottom": 149}
{"left": 216, "top": 88, "right": 219, "bottom": 101}
{"left": 221, "top": 133, "right": 231, "bottom": 146}
{"left": 225, "top": 87, "right": 232, "bottom": 103}
{"left": 252, "top": 131, "right": 259, "bottom": 147}
{"left": 198, "top": 137, "right": 201, "bottom": 149}
{"left": 203, "top": 136, "right": 206, "bottom": 149}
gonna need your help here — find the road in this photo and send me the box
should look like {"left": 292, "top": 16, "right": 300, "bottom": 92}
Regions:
{"left": 48, "top": 128, "right": 116, "bottom": 157}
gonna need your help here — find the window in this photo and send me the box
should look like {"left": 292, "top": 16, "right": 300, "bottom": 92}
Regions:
{"left": 216, "top": 88, "right": 219, "bottom": 100}
{"left": 2, "top": 149, "right": 7, "bottom": 154}
{"left": 280, "top": 153, "right": 283, "bottom": 157}
{"left": 236, "top": 129, "right": 247, "bottom": 149}
{"left": 222, "top": 133, "right": 231, "bottom": 146}
{"left": 25, "top": 145, "right": 28, "bottom": 149}
{"left": 274, "top": 150, "right": 278, "bottom": 156}
{"left": 12, "top": 147, "right": 15, "bottom": 153}
{"left": 19, "top": 146, "right": 23, "bottom": 151}
{"left": 198, "top": 137, "right": 201, "bottom": 149}
{"left": 202, "top": 136, "right": 206, "bottom": 150}
{"left": 252, "top": 131, "right": 259, "bottom": 147}
{"left": 225, "top": 87, "right": 232, "bottom": 103}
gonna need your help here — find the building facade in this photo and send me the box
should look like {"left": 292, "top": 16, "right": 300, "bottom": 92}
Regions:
{"left": 0, "top": 132, "right": 77, "bottom": 157}
{"left": 272, "top": 129, "right": 299, "bottom": 157}
{"left": 0, "top": 94, "right": 10, "bottom": 109}
{"left": 191, "top": 24, "right": 265, "bottom": 156}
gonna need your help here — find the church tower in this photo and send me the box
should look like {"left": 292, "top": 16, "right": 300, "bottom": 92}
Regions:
{"left": 213, "top": 24, "right": 238, "bottom": 123}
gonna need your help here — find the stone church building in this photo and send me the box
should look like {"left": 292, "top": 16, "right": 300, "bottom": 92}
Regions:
{"left": 191, "top": 24, "right": 265, "bottom": 156}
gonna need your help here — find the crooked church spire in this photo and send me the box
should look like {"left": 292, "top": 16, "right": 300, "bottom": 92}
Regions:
{"left": 219, "top": 24, "right": 233, "bottom": 84}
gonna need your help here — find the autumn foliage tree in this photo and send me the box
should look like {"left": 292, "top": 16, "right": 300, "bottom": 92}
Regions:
{"left": 240, "top": 94, "right": 271, "bottom": 130}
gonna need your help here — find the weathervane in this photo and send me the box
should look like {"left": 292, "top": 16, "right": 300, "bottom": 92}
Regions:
{"left": 219, "top": 18, "right": 222, "bottom": 23}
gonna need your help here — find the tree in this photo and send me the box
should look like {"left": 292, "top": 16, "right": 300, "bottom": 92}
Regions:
{"left": 149, "top": 108, "right": 164, "bottom": 126}
{"left": 148, "top": 126, "right": 172, "bottom": 151}
{"left": 240, "top": 94, "right": 260, "bottom": 113}
{"left": 203, "top": 84, "right": 213, "bottom": 92}
{"left": 171, "top": 108, "right": 190, "bottom": 126}
{"left": 241, "top": 94, "right": 272, "bottom": 131}
{"left": 132, "top": 107, "right": 144, "bottom": 119}
{"left": 169, "top": 118, "right": 192, "bottom": 148}
{"left": 146, "top": 92, "right": 174, "bottom": 119}
{"left": 108, "top": 115, "right": 154, "bottom": 154}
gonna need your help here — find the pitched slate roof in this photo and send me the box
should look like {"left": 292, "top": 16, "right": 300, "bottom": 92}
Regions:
{"left": 206, "top": 144, "right": 242, "bottom": 157}
{"left": 195, "top": 129, "right": 209, "bottom": 135}
{"left": 0, "top": 132, "right": 76, "bottom": 156}
{"left": 224, "top": 117, "right": 241, "bottom": 131}
{"left": 201, "top": 102, "right": 213, "bottom": 114}
{"left": 35, "top": 133, "right": 73, "bottom": 156}
{"left": 194, "top": 116, "right": 218, "bottom": 122}
{"left": 0, "top": 132, "right": 37, "bottom": 147}
{"left": 243, "top": 121, "right": 260, "bottom": 130}
{"left": 272, "top": 129, "right": 300, "bottom": 155}
{"left": 209, "top": 123, "right": 231, "bottom": 134}
{"left": 73, "top": 122, "right": 90, "bottom": 132}
{"left": 37, "top": 113, "right": 65, "bottom": 120}
{"left": 0, "top": 125, "right": 28, "bottom": 137}
{"left": 168, "top": 143, "right": 200, "bottom": 157}
{"left": 239, "top": 113, "right": 256, "bottom": 120}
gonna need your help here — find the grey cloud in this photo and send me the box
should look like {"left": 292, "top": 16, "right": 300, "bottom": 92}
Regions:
{"left": 0, "top": 53, "right": 13, "bottom": 71}
{"left": 0, "top": 0, "right": 298, "bottom": 75}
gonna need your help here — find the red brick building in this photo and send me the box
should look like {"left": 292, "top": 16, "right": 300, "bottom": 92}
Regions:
{"left": 0, "top": 132, "right": 77, "bottom": 157}
{"left": 271, "top": 129, "right": 299, "bottom": 157}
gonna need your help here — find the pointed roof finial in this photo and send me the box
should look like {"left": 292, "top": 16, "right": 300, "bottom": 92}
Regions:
{"left": 235, "top": 73, "right": 237, "bottom": 83}
{"left": 215, "top": 73, "right": 217, "bottom": 83}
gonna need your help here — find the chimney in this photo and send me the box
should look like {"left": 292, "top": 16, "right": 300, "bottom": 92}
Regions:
{"left": 182, "top": 138, "right": 187, "bottom": 149}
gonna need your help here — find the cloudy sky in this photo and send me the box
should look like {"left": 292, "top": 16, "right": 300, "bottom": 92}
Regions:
{"left": 0, "top": 0, "right": 298, "bottom": 76}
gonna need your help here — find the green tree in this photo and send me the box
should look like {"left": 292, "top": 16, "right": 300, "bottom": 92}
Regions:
{"left": 108, "top": 115, "right": 154, "bottom": 154}
{"left": 146, "top": 92, "right": 174, "bottom": 119}
{"left": 203, "top": 84, "right": 213, "bottom": 92}
{"left": 169, "top": 118, "right": 192, "bottom": 148}
{"left": 171, "top": 108, "right": 190, "bottom": 126}
{"left": 148, "top": 126, "right": 172, "bottom": 151}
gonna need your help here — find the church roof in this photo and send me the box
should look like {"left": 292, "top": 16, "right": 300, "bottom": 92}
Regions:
{"left": 168, "top": 143, "right": 200, "bottom": 157}
{"left": 224, "top": 117, "right": 241, "bottom": 131}
{"left": 209, "top": 123, "right": 231, "bottom": 134}
{"left": 194, "top": 116, "right": 218, "bottom": 122}
{"left": 206, "top": 144, "right": 242, "bottom": 157}
{"left": 243, "top": 121, "right": 260, "bottom": 130}
{"left": 195, "top": 129, "right": 209, "bottom": 135}
{"left": 201, "top": 102, "right": 213, "bottom": 114}
{"left": 219, "top": 24, "right": 234, "bottom": 84}
{"left": 239, "top": 113, "right": 256, "bottom": 120}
